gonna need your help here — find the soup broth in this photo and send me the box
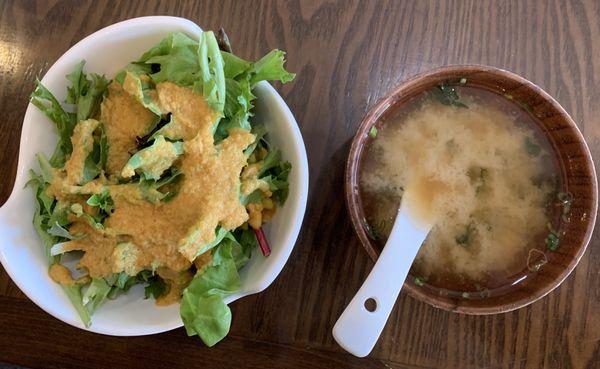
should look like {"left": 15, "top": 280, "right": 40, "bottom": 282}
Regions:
{"left": 359, "top": 85, "right": 564, "bottom": 298}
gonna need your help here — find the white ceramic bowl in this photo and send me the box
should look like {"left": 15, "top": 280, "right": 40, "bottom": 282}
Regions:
{"left": 0, "top": 16, "right": 308, "bottom": 336}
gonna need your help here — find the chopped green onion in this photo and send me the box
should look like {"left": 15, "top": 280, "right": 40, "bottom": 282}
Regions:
{"left": 414, "top": 276, "right": 426, "bottom": 286}
{"left": 369, "top": 126, "right": 378, "bottom": 138}
{"left": 545, "top": 233, "right": 560, "bottom": 251}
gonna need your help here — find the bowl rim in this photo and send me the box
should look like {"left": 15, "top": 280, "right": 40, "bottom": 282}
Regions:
{"left": 345, "top": 64, "right": 598, "bottom": 314}
{"left": 0, "top": 15, "right": 309, "bottom": 335}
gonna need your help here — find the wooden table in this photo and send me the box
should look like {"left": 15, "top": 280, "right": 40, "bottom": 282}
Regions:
{"left": 1, "top": 1, "right": 598, "bottom": 368}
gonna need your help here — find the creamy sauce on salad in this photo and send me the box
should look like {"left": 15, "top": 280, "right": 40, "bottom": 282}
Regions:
{"left": 101, "top": 81, "right": 157, "bottom": 175}
{"left": 47, "top": 81, "right": 257, "bottom": 300}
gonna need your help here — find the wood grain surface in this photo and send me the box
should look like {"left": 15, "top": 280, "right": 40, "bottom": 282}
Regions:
{"left": 0, "top": 1, "right": 599, "bottom": 368}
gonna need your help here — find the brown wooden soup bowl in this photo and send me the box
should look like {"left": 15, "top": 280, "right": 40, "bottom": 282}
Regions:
{"left": 345, "top": 65, "right": 598, "bottom": 314}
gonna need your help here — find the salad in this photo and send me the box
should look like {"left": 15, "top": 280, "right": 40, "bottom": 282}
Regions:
{"left": 27, "top": 30, "right": 295, "bottom": 346}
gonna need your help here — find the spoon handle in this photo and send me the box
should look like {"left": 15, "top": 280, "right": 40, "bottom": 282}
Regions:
{"left": 332, "top": 205, "right": 430, "bottom": 357}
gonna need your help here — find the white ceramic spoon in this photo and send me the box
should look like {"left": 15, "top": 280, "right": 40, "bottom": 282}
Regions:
{"left": 332, "top": 200, "right": 433, "bottom": 357}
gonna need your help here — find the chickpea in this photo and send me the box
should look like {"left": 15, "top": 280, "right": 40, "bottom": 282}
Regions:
{"left": 247, "top": 203, "right": 263, "bottom": 229}
{"left": 262, "top": 197, "right": 274, "bottom": 210}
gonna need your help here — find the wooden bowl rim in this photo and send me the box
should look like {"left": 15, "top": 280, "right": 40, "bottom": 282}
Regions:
{"left": 344, "top": 64, "right": 598, "bottom": 314}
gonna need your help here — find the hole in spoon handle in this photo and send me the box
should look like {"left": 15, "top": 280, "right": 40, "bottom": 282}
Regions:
{"left": 364, "top": 297, "right": 377, "bottom": 312}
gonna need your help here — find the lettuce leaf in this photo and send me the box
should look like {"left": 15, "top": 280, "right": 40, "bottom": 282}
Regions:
{"left": 74, "top": 273, "right": 145, "bottom": 322}
{"left": 86, "top": 189, "right": 114, "bottom": 214}
{"left": 121, "top": 72, "right": 162, "bottom": 116}
{"left": 133, "top": 270, "right": 167, "bottom": 300}
{"left": 121, "top": 135, "right": 183, "bottom": 180}
{"left": 179, "top": 226, "right": 229, "bottom": 260}
{"left": 70, "top": 203, "right": 105, "bottom": 230}
{"left": 178, "top": 224, "right": 230, "bottom": 261}
{"left": 214, "top": 47, "right": 294, "bottom": 144}
{"left": 66, "top": 275, "right": 119, "bottom": 325}
{"left": 61, "top": 283, "right": 92, "bottom": 327}
{"left": 49, "top": 203, "right": 69, "bottom": 228}
{"left": 195, "top": 31, "right": 226, "bottom": 113}
{"left": 114, "top": 62, "right": 153, "bottom": 84}
{"left": 223, "top": 78, "right": 254, "bottom": 118}
{"left": 82, "top": 278, "right": 111, "bottom": 314}
{"left": 103, "top": 270, "right": 167, "bottom": 301}
{"left": 36, "top": 152, "right": 55, "bottom": 183}
{"left": 66, "top": 60, "right": 109, "bottom": 121}
{"left": 138, "top": 168, "right": 183, "bottom": 203}
{"left": 31, "top": 62, "right": 108, "bottom": 168}
{"left": 221, "top": 52, "right": 251, "bottom": 79}
{"left": 242, "top": 124, "right": 267, "bottom": 156}
{"left": 263, "top": 160, "right": 291, "bottom": 204}
{"left": 106, "top": 272, "right": 139, "bottom": 299}
{"left": 31, "top": 81, "right": 76, "bottom": 167}
{"left": 180, "top": 241, "right": 240, "bottom": 346}
{"left": 50, "top": 241, "right": 76, "bottom": 256}
{"left": 179, "top": 230, "right": 258, "bottom": 346}
{"left": 241, "top": 147, "right": 292, "bottom": 205}
{"left": 179, "top": 229, "right": 259, "bottom": 346}
{"left": 47, "top": 222, "right": 79, "bottom": 240}
{"left": 249, "top": 50, "right": 296, "bottom": 85}
{"left": 26, "top": 170, "right": 62, "bottom": 262}
{"left": 142, "top": 32, "right": 199, "bottom": 86}
{"left": 80, "top": 123, "right": 108, "bottom": 182}
{"left": 149, "top": 114, "right": 182, "bottom": 141}
{"left": 85, "top": 188, "right": 114, "bottom": 223}
{"left": 64, "top": 119, "right": 100, "bottom": 185}
{"left": 258, "top": 148, "right": 282, "bottom": 177}
{"left": 230, "top": 228, "right": 258, "bottom": 269}
{"left": 144, "top": 275, "right": 167, "bottom": 299}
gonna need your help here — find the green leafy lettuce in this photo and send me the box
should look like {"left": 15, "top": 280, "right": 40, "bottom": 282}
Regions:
{"left": 31, "top": 82, "right": 76, "bottom": 167}
{"left": 121, "top": 135, "right": 183, "bottom": 180}
{"left": 138, "top": 168, "right": 183, "bottom": 203}
{"left": 180, "top": 231, "right": 258, "bottom": 346}
{"left": 121, "top": 71, "right": 162, "bottom": 116}
{"left": 180, "top": 244, "right": 239, "bottom": 346}
{"left": 117, "top": 31, "right": 294, "bottom": 143}
{"left": 31, "top": 62, "right": 109, "bottom": 168}
{"left": 26, "top": 170, "right": 61, "bottom": 262}
{"left": 66, "top": 60, "right": 110, "bottom": 121}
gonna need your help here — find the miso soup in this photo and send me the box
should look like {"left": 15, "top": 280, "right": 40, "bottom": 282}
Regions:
{"left": 359, "top": 84, "right": 568, "bottom": 298}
